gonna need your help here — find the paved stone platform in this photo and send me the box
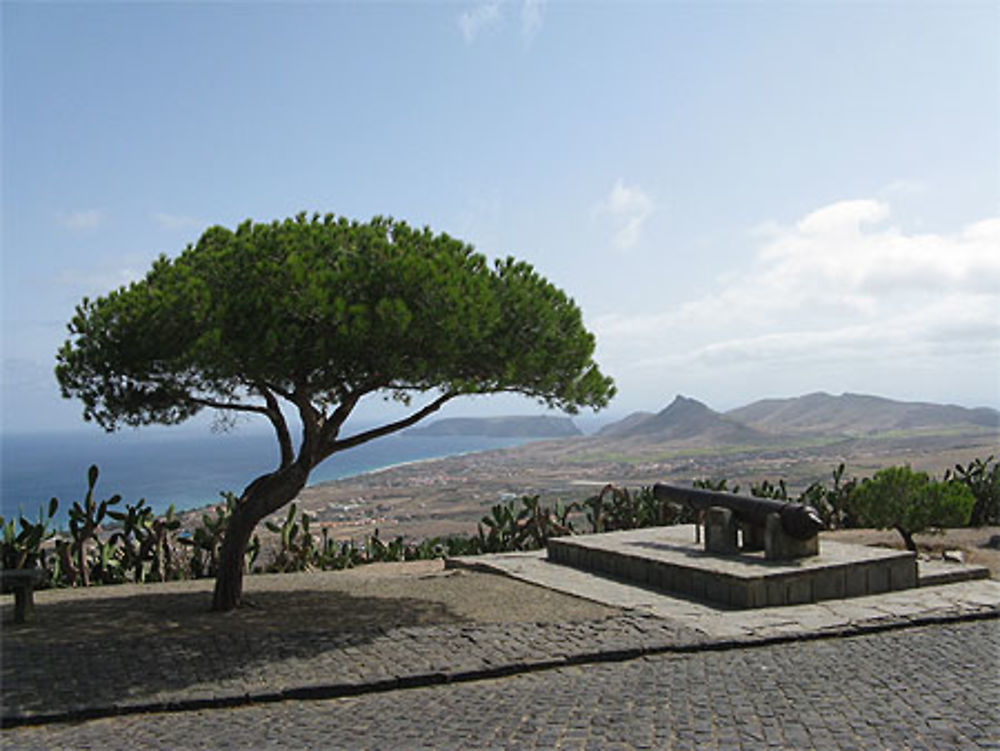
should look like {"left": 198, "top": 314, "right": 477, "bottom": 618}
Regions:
{"left": 547, "top": 525, "right": 927, "bottom": 607}
{"left": 448, "top": 549, "right": 1000, "bottom": 641}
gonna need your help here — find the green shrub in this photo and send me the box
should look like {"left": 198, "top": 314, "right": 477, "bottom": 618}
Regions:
{"left": 750, "top": 478, "right": 788, "bottom": 500}
{"left": 797, "top": 463, "right": 860, "bottom": 530}
{"left": 178, "top": 492, "right": 259, "bottom": 578}
{"left": 584, "top": 484, "right": 696, "bottom": 533}
{"left": 64, "top": 465, "right": 121, "bottom": 586}
{"left": 850, "top": 465, "right": 975, "bottom": 551}
{"left": 0, "top": 497, "right": 58, "bottom": 571}
{"left": 264, "top": 503, "right": 317, "bottom": 573}
{"left": 947, "top": 455, "right": 1000, "bottom": 526}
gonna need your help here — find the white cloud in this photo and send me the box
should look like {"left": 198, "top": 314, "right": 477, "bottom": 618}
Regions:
{"left": 458, "top": 1, "right": 544, "bottom": 45}
{"left": 458, "top": 2, "right": 502, "bottom": 44}
{"left": 151, "top": 212, "right": 203, "bottom": 232}
{"left": 793, "top": 198, "right": 889, "bottom": 236}
{"left": 598, "top": 179, "right": 654, "bottom": 250}
{"left": 58, "top": 209, "right": 104, "bottom": 231}
{"left": 593, "top": 198, "right": 1000, "bottom": 406}
{"left": 521, "top": 0, "right": 544, "bottom": 43}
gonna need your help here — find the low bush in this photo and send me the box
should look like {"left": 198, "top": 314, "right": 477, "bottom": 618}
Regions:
{"left": 946, "top": 455, "right": 1000, "bottom": 526}
{"left": 850, "top": 465, "right": 976, "bottom": 551}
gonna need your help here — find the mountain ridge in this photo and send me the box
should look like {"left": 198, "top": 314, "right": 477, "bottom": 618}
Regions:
{"left": 726, "top": 391, "right": 1000, "bottom": 436}
{"left": 596, "top": 392, "right": 998, "bottom": 445}
{"left": 407, "top": 393, "right": 997, "bottom": 446}
{"left": 598, "top": 395, "right": 766, "bottom": 444}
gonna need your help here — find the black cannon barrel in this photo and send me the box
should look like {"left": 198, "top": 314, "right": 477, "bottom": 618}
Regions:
{"left": 652, "top": 483, "right": 824, "bottom": 540}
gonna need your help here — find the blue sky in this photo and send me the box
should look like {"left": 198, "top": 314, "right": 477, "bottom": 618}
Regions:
{"left": 2, "top": 1, "right": 998, "bottom": 435}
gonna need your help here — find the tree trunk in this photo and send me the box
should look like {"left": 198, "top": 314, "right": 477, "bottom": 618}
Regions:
{"left": 895, "top": 525, "right": 917, "bottom": 553}
{"left": 969, "top": 498, "right": 986, "bottom": 528}
{"left": 212, "top": 465, "right": 310, "bottom": 611}
{"left": 77, "top": 540, "right": 90, "bottom": 588}
{"left": 212, "top": 506, "right": 257, "bottom": 610}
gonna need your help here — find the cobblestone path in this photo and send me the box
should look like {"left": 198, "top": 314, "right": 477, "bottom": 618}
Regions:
{"left": 6, "top": 619, "right": 997, "bottom": 750}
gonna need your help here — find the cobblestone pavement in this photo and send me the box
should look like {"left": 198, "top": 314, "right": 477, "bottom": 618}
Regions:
{"left": 1, "top": 612, "right": 705, "bottom": 722}
{"left": 3, "top": 559, "right": 999, "bottom": 749}
{"left": 6, "top": 619, "right": 998, "bottom": 750}
{"left": 2, "top": 566, "right": 998, "bottom": 725}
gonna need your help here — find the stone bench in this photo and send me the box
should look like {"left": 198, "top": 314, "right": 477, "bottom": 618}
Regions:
{"left": 1, "top": 569, "right": 45, "bottom": 623}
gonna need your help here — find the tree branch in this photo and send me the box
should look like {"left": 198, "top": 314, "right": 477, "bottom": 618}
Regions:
{"left": 257, "top": 385, "right": 294, "bottom": 469}
{"left": 188, "top": 389, "right": 296, "bottom": 470}
{"left": 260, "top": 380, "right": 295, "bottom": 402}
{"left": 290, "top": 383, "right": 326, "bottom": 467}
{"left": 317, "top": 390, "right": 365, "bottom": 450}
{"left": 188, "top": 396, "right": 271, "bottom": 415}
{"left": 323, "top": 391, "right": 458, "bottom": 460}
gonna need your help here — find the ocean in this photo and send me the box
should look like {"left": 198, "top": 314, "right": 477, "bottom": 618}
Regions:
{"left": 0, "top": 428, "right": 533, "bottom": 529}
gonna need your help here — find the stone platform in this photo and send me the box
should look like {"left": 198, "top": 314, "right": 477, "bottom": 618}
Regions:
{"left": 547, "top": 525, "right": 920, "bottom": 608}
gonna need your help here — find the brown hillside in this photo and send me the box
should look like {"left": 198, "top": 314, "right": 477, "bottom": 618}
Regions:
{"left": 596, "top": 395, "right": 768, "bottom": 445}
{"left": 726, "top": 392, "right": 999, "bottom": 436}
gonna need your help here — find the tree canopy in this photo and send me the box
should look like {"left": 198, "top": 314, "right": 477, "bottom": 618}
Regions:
{"left": 851, "top": 465, "right": 975, "bottom": 551}
{"left": 58, "top": 214, "right": 613, "bottom": 436}
{"left": 56, "top": 212, "right": 615, "bottom": 609}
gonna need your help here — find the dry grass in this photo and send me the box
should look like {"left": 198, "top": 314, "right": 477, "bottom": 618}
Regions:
{"left": 824, "top": 526, "right": 1000, "bottom": 578}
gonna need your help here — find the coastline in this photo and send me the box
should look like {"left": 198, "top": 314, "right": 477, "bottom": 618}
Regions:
{"left": 175, "top": 442, "right": 526, "bottom": 526}
{"left": 308, "top": 442, "right": 525, "bottom": 485}
{"left": 0, "top": 431, "right": 538, "bottom": 528}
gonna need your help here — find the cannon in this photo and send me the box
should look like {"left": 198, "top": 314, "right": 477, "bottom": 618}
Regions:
{"left": 652, "top": 483, "right": 825, "bottom": 559}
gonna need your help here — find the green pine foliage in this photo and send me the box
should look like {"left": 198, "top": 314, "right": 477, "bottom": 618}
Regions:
{"left": 56, "top": 214, "right": 615, "bottom": 430}
{"left": 850, "top": 465, "right": 976, "bottom": 551}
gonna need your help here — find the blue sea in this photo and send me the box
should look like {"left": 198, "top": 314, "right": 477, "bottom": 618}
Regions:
{"left": 0, "top": 429, "right": 533, "bottom": 529}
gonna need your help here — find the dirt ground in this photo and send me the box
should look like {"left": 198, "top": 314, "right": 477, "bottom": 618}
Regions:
{"left": 1, "top": 561, "right": 620, "bottom": 639}
{"left": 824, "top": 526, "right": 1000, "bottom": 578}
